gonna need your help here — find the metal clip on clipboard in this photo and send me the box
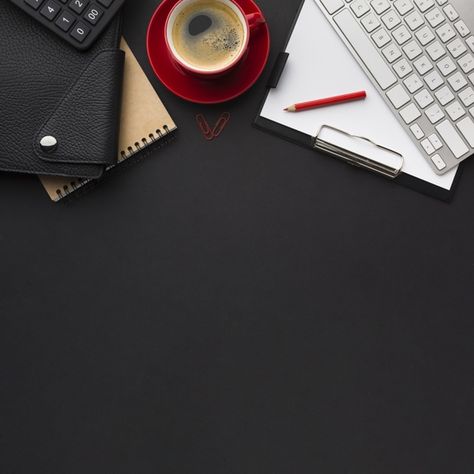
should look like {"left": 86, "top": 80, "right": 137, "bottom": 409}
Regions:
{"left": 313, "top": 125, "right": 404, "bottom": 179}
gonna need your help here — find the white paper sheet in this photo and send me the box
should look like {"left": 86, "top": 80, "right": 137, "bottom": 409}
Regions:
{"left": 260, "top": 0, "right": 457, "bottom": 190}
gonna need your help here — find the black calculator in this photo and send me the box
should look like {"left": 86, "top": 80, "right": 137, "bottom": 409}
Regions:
{"left": 9, "top": 0, "right": 126, "bottom": 51}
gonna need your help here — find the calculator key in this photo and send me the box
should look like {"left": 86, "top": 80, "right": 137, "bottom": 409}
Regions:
{"left": 25, "top": 0, "right": 44, "bottom": 9}
{"left": 40, "top": 0, "right": 60, "bottom": 20}
{"left": 69, "top": 0, "right": 88, "bottom": 14}
{"left": 55, "top": 10, "right": 75, "bottom": 31}
{"left": 84, "top": 5, "right": 103, "bottom": 25}
{"left": 70, "top": 21, "right": 90, "bottom": 42}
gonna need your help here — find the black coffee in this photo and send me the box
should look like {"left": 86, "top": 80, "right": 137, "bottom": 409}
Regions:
{"left": 172, "top": 1, "right": 245, "bottom": 71}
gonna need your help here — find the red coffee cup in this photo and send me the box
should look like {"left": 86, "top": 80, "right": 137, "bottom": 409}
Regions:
{"left": 165, "top": 0, "right": 265, "bottom": 78}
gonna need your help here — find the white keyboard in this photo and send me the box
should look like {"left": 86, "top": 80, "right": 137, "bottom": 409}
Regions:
{"left": 316, "top": 0, "right": 474, "bottom": 174}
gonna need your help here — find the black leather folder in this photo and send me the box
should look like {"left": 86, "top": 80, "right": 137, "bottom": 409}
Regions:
{"left": 0, "top": 2, "right": 125, "bottom": 179}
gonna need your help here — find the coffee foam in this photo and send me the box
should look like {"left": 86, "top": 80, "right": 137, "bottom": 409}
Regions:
{"left": 172, "top": 1, "right": 245, "bottom": 71}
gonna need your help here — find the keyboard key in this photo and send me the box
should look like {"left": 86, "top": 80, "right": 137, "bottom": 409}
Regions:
{"left": 393, "top": 58, "right": 413, "bottom": 77}
{"left": 393, "top": 25, "right": 412, "bottom": 45}
{"left": 426, "top": 8, "right": 445, "bottom": 28}
{"left": 70, "top": 21, "right": 90, "bottom": 42}
{"left": 437, "top": 23, "right": 456, "bottom": 43}
{"left": 372, "top": 29, "right": 391, "bottom": 48}
{"left": 40, "top": 0, "right": 60, "bottom": 20}
{"left": 428, "top": 133, "right": 443, "bottom": 150}
{"left": 446, "top": 100, "right": 466, "bottom": 120}
{"left": 431, "top": 154, "right": 447, "bottom": 170}
{"left": 421, "top": 138, "right": 436, "bottom": 154}
{"left": 447, "top": 71, "right": 467, "bottom": 91}
{"left": 467, "top": 36, "right": 474, "bottom": 53}
{"left": 458, "top": 54, "right": 474, "bottom": 74}
{"left": 410, "top": 123, "right": 425, "bottom": 139}
{"left": 405, "top": 11, "right": 424, "bottom": 31}
{"left": 443, "top": 4, "right": 459, "bottom": 21}
{"left": 387, "top": 84, "right": 411, "bottom": 108}
{"left": 447, "top": 38, "right": 466, "bottom": 59}
{"left": 350, "top": 0, "right": 371, "bottom": 17}
{"left": 416, "top": 26, "right": 435, "bottom": 46}
{"left": 454, "top": 21, "right": 470, "bottom": 38}
{"left": 414, "top": 0, "right": 434, "bottom": 13}
{"left": 403, "top": 40, "right": 423, "bottom": 60}
{"left": 334, "top": 10, "right": 397, "bottom": 90}
{"left": 437, "top": 56, "right": 456, "bottom": 76}
{"left": 381, "top": 10, "right": 401, "bottom": 30}
{"left": 457, "top": 117, "right": 474, "bottom": 146}
{"left": 400, "top": 103, "right": 421, "bottom": 123}
{"left": 414, "top": 88, "right": 434, "bottom": 108}
{"left": 404, "top": 73, "right": 423, "bottom": 92}
{"left": 414, "top": 55, "right": 433, "bottom": 74}
{"left": 361, "top": 13, "right": 381, "bottom": 33}
{"left": 320, "top": 0, "right": 344, "bottom": 14}
{"left": 394, "top": 0, "right": 414, "bottom": 15}
{"left": 436, "top": 120, "right": 469, "bottom": 157}
{"left": 426, "top": 40, "right": 445, "bottom": 60}
{"left": 424, "top": 70, "right": 444, "bottom": 90}
{"left": 55, "top": 10, "right": 75, "bottom": 31}
{"left": 426, "top": 103, "right": 445, "bottom": 123}
{"left": 372, "top": 0, "right": 391, "bottom": 14}
{"left": 435, "top": 85, "right": 455, "bottom": 105}
{"left": 459, "top": 87, "right": 474, "bottom": 107}
{"left": 383, "top": 43, "right": 402, "bottom": 63}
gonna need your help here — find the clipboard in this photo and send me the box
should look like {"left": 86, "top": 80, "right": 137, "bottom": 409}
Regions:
{"left": 254, "top": 0, "right": 464, "bottom": 201}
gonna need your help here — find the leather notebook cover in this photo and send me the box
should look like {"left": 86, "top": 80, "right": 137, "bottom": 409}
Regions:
{"left": 39, "top": 39, "right": 177, "bottom": 202}
{"left": 0, "top": 2, "right": 124, "bottom": 179}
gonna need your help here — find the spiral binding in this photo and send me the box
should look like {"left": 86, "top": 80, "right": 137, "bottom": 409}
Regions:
{"left": 54, "top": 124, "right": 175, "bottom": 201}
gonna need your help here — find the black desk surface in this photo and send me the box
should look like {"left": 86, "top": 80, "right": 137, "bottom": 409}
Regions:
{"left": 1, "top": 1, "right": 473, "bottom": 472}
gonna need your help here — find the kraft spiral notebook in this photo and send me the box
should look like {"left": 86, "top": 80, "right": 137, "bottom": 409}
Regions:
{"left": 255, "top": 0, "right": 463, "bottom": 200}
{"left": 40, "top": 39, "right": 177, "bottom": 202}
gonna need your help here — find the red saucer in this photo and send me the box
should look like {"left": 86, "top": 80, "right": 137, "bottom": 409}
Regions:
{"left": 147, "top": 0, "right": 271, "bottom": 104}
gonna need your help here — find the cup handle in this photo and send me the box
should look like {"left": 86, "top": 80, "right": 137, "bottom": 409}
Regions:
{"left": 246, "top": 12, "right": 266, "bottom": 31}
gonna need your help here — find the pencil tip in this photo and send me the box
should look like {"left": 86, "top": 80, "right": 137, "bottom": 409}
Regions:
{"left": 284, "top": 108, "right": 288, "bottom": 111}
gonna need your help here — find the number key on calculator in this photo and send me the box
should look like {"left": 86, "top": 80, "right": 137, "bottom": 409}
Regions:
{"left": 8, "top": 0, "right": 126, "bottom": 50}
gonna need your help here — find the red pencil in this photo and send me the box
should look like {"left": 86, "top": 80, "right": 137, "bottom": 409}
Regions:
{"left": 284, "top": 90, "right": 367, "bottom": 112}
